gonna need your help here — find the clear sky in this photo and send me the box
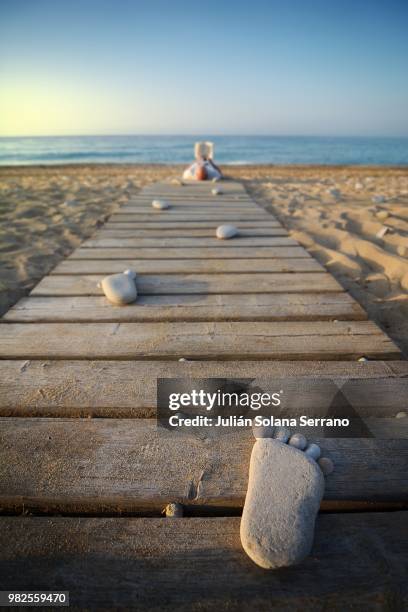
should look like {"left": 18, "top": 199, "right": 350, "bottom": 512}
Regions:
{"left": 1, "top": 0, "right": 407, "bottom": 137}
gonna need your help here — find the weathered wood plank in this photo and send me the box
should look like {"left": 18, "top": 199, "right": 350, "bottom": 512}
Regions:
{"left": 0, "top": 514, "right": 407, "bottom": 610}
{"left": 123, "top": 196, "right": 260, "bottom": 203}
{"left": 4, "top": 293, "right": 365, "bottom": 324}
{"left": 106, "top": 218, "right": 279, "bottom": 227}
{"left": 30, "top": 272, "right": 343, "bottom": 296}
{"left": 82, "top": 237, "right": 298, "bottom": 248}
{"left": 0, "top": 321, "right": 400, "bottom": 360}
{"left": 110, "top": 212, "right": 272, "bottom": 220}
{"left": 1, "top": 359, "right": 405, "bottom": 417}
{"left": 94, "top": 228, "right": 288, "bottom": 238}
{"left": 120, "top": 207, "right": 264, "bottom": 215}
{"left": 51, "top": 258, "right": 323, "bottom": 275}
{"left": 0, "top": 419, "right": 407, "bottom": 510}
{"left": 69, "top": 246, "right": 310, "bottom": 260}
{"left": 141, "top": 180, "right": 246, "bottom": 187}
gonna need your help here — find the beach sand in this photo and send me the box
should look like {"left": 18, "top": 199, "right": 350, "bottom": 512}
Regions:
{"left": 0, "top": 164, "right": 407, "bottom": 354}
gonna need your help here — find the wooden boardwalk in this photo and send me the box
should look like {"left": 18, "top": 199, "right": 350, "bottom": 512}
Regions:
{"left": 0, "top": 180, "right": 407, "bottom": 609}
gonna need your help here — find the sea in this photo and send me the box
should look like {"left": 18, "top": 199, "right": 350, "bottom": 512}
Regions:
{"left": 1, "top": 135, "right": 408, "bottom": 166}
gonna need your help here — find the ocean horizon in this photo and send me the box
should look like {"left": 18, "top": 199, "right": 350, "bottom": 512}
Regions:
{"left": 1, "top": 135, "right": 408, "bottom": 166}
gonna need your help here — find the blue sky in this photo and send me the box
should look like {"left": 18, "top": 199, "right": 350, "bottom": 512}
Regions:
{"left": 1, "top": 0, "right": 407, "bottom": 136}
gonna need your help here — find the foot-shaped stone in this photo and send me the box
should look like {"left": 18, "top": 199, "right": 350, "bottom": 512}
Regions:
{"left": 240, "top": 427, "right": 333, "bottom": 569}
{"left": 100, "top": 269, "right": 137, "bottom": 306}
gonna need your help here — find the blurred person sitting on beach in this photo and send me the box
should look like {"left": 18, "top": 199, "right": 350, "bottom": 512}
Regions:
{"left": 183, "top": 141, "right": 223, "bottom": 181}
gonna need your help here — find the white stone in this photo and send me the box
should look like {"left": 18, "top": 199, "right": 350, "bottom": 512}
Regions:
{"left": 396, "top": 411, "right": 407, "bottom": 419}
{"left": 240, "top": 439, "right": 325, "bottom": 569}
{"left": 216, "top": 225, "right": 238, "bottom": 240}
{"left": 289, "top": 433, "right": 307, "bottom": 450}
{"left": 376, "top": 226, "right": 389, "bottom": 239}
{"left": 304, "top": 443, "right": 321, "bottom": 460}
{"left": 318, "top": 457, "right": 334, "bottom": 475}
{"left": 152, "top": 199, "right": 170, "bottom": 210}
{"left": 212, "top": 188, "right": 222, "bottom": 195}
{"left": 100, "top": 269, "right": 137, "bottom": 305}
{"left": 165, "top": 502, "right": 183, "bottom": 517}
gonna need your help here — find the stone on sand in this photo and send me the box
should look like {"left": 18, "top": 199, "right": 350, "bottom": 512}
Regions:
{"left": 164, "top": 502, "right": 184, "bottom": 517}
{"left": 376, "top": 225, "right": 389, "bottom": 239}
{"left": 100, "top": 269, "right": 137, "bottom": 306}
{"left": 216, "top": 225, "right": 238, "bottom": 240}
{"left": 211, "top": 188, "right": 222, "bottom": 195}
{"left": 240, "top": 438, "right": 324, "bottom": 569}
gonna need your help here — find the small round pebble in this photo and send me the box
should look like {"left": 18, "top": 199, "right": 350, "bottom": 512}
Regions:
{"left": 178, "top": 358, "right": 187, "bottom": 362}
{"left": 152, "top": 199, "right": 170, "bottom": 210}
{"left": 274, "top": 427, "right": 290, "bottom": 443}
{"left": 212, "top": 188, "right": 222, "bottom": 195}
{"left": 164, "top": 502, "right": 183, "bottom": 517}
{"left": 304, "top": 443, "right": 321, "bottom": 461}
{"left": 252, "top": 423, "right": 274, "bottom": 439}
{"left": 358, "top": 357, "right": 368, "bottom": 362}
{"left": 318, "top": 457, "right": 334, "bottom": 475}
{"left": 216, "top": 225, "right": 238, "bottom": 240}
{"left": 395, "top": 411, "right": 407, "bottom": 419}
{"left": 288, "top": 433, "right": 307, "bottom": 450}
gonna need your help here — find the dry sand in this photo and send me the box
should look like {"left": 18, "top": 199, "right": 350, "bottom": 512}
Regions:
{"left": 0, "top": 164, "right": 407, "bottom": 354}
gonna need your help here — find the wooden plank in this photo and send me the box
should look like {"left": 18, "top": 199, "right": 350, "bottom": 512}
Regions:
{"left": 0, "top": 321, "right": 400, "bottom": 360}
{"left": 4, "top": 293, "right": 365, "bottom": 324}
{"left": 109, "top": 212, "right": 272, "bottom": 220}
{"left": 51, "top": 258, "right": 323, "bottom": 275}
{"left": 93, "top": 228, "right": 288, "bottom": 238}
{"left": 120, "top": 206, "right": 263, "bottom": 214}
{"left": 31, "top": 272, "right": 343, "bottom": 295}
{"left": 0, "top": 515, "right": 407, "bottom": 610}
{"left": 106, "top": 218, "right": 278, "bottom": 227}
{"left": 0, "top": 419, "right": 407, "bottom": 510}
{"left": 69, "top": 246, "right": 310, "bottom": 260}
{"left": 124, "top": 196, "right": 257, "bottom": 203}
{"left": 82, "top": 237, "right": 298, "bottom": 248}
{"left": 142, "top": 185, "right": 247, "bottom": 193}
{"left": 1, "top": 359, "right": 405, "bottom": 418}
